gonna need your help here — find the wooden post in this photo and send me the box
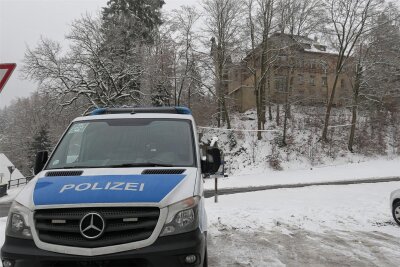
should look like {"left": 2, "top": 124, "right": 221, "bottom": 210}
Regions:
{"left": 214, "top": 177, "right": 218, "bottom": 203}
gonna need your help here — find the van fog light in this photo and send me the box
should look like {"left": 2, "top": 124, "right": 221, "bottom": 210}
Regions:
{"left": 3, "top": 259, "right": 14, "bottom": 267}
{"left": 185, "top": 255, "right": 197, "bottom": 264}
{"left": 22, "top": 228, "right": 32, "bottom": 238}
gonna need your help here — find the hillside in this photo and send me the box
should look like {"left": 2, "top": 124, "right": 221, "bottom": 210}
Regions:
{"left": 199, "top": 105, "right": 400, "bottom": 175}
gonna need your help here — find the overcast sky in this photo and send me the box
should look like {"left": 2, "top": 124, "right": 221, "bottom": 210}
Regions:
{"left": 0, "top": 0, "right": 199, "bottom": 108}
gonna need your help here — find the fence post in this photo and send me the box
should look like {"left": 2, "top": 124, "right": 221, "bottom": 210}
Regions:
{"left": 214, "top": 177, "right": 218, "bottom": 203}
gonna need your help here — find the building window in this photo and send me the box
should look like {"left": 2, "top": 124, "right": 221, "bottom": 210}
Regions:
{"left": 298, "top": 74, "right": 304, "bottom": 85}
{"left": 322, "top": 77, "right": 328, "bottom": 86}
{"left": 297, "top": 59, "right": 304, "bottom": 68}
{"left": 278, "top": 55, "right": 288, "bottom": 63}
{"left": 341, "top": 79, "right": 345, "bottom": 89}
{"left": 310, "top": 61, "right": 317, "bottom": 69}
{"left": 275, "top": 76, "right": 287, "bottom": 92}
{"left": 310, "top": 75, "right": 315, "bottom": 86}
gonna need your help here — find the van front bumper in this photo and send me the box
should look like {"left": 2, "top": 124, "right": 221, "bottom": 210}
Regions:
{"left": 1, "top": 229, "right": 206, "bottom": 267}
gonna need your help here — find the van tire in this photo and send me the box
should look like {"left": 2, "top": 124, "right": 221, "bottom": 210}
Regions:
{"left": 393, "top": 201, "right": 400, "bottom": 226}
{"left": 203, "top": 246, "right": 208, "bottom": 267}
{"left": 203, "top": 231, "right": 208, "bottom": 267}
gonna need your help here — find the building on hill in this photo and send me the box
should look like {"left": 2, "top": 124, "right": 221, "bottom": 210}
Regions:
{"left": 227, "top": 33, "right": 354, "bottom": 112}
{"left": 0, "top": 153, "right": 25, "bottom": 184}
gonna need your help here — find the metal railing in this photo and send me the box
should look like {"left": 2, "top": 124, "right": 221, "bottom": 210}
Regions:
{"left": 7, "top": 177, "right": 32, "bottom": 189}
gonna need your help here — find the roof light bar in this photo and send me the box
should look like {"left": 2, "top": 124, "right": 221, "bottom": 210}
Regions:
{"left": 88, "top": 107, "right": 192, "bottom": 116}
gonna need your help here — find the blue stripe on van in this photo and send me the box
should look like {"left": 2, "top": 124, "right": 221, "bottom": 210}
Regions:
{"left": 33, "top": 175, "right": 186, "bottom": 206}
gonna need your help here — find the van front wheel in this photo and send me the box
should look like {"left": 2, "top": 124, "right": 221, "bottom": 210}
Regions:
{"left": 203, "top": 246, "right": 208, "bottom": 267}
{"left": 393, "top": 201, "right": 400, "bottom": 226}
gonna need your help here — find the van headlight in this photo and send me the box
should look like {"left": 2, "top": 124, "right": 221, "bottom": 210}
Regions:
{"left": 160, "top": 196, "right": 200, "bottom": 237}
{"left": 6, "top": 201, "right": 32, "bottom": 239}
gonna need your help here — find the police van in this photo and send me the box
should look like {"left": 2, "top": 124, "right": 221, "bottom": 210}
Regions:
{"left": 1, "top": 107, "right": 222, "bottom": 267}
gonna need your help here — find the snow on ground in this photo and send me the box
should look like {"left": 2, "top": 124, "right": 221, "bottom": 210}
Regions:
{"left": 206, "top": 182, "right": 400, "bottom": 266}
{"left": 0, "top": 186, "right": 24, "bottom": 204}
{"left": 0, "top": 182, "right": 399, "bottom": 266}
{"left": 201, "top": 107, "right": 400, "bottom": 178}
{"left": 0, "top": 217, "right": 7, "bottom": 267}
{"left": 204, "top": 158, "right": 400, "bottom": 190}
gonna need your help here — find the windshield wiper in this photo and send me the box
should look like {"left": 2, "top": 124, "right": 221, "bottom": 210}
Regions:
{"left": 106, "top": 163, "right": 174, "bottom": 168}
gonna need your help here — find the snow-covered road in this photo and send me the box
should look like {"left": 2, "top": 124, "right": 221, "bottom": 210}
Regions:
{"left": 208, "top": 226, "right": 400, "bottom": 267}
{"left": 0, "top": 182, "right": 399, "bottom": 266}
{"left": 206, "top": 182, "right": 400, "bottom": 266}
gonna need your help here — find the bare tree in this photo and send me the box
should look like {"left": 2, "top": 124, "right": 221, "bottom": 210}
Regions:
{"left": 203, "top": 0, "right": 244, "bottom": 129}
{"left": 348, "top": 5, "right": 400, "bottom": 151}
{"left": 257, "top": 0, "right": 276, "bottom": 137}
{"left": 321, "top": 0, "right": 382, "bottom": 142}
{"left": 169, "top": 6, "right": 201, "bottom": 107}
{"left": 0, "top": 92, "right": 84, "bottom": 175}
{"left": 243, "top": 0, "right": 263, "bottom": 139}
{"left": 23, "top": 14, "right": 145, "bottom": 110}
{"left": 276, "top": 0, "right": 325, "bottom": 36}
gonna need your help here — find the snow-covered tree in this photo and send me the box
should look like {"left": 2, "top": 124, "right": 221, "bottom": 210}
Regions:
{"left": 321, "top": 0, "right": 383, "bottom": 142}
{"left": 28, "top": 125, "right": 52, "bottom": 171}
{"left": 203, "top": 0, "right": 244, "bottom": 129}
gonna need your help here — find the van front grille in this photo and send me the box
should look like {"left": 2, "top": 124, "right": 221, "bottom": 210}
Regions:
{"left": 45, "top": 171, "right": 84, "bottom": 177}
{"left": 141, "top": 169, "right": 186, "bottom": 175}
{"left": 34, "top": 207, "right": 160, "bottom": 248}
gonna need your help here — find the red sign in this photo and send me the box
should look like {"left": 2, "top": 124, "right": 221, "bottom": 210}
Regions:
{"left": 0, "top": 63, "right": 17, "bottom": 93}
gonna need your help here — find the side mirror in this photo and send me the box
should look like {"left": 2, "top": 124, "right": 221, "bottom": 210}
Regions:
{"left": 34, "top": 151, "right": 49, "bottom": 175}
{"left": 201, "top": 147, "right": 222, "bottom": 175}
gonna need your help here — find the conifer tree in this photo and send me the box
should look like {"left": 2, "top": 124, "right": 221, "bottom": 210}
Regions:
{"left": 29, "top": 125, "right": 52, "bottom": 171}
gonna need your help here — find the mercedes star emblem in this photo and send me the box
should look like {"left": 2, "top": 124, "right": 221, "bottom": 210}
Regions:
{"left": 79, "top": 212, "right": 105, "bottom": 240}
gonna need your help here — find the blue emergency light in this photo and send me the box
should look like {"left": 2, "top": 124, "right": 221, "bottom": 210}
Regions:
{"left": 89, "top": 107, "right": 192, "bottom": 116}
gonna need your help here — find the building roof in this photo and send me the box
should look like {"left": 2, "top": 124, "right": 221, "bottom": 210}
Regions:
{"left": 0, "top": 153, "right": 25, "bottom": 184}
{"left": 242, "top": 33, "right": 339, "bottom": 62}
{"left": 291, "top": 34, "right": 338, "bottom": 55}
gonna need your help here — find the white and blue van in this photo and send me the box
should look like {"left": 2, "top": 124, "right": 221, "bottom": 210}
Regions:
{"left": 1, "top": 107, "right": 221, "bottom": 267}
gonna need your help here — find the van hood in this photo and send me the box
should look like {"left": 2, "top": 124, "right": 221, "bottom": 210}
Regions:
{"left": 15, "top": 168, "right": 198, "bottom": 209}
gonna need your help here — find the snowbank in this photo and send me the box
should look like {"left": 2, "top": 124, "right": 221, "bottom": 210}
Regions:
{"left": 200, "top": 107, "right": 400, "bottom": 176}
{"left": 207, "top": 182, "right": 400, "bottom": 266}
{"left": 206, "top": 181, "right": 400, "bottom": 236}
{"left": 0, "top": 217, "right": 7, "bottom": 267}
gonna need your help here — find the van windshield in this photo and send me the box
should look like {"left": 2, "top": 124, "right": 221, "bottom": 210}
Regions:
{"left": 46, "top": 119, "right": 196, "bottom": 170}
